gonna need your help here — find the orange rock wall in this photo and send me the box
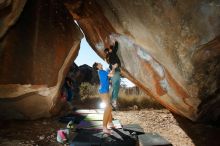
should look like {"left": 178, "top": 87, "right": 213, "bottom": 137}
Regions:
{"left": 0, "top": 0, "right": 219, "bottom": 123}
{"left": 65, "top": 0, "right": 220, "bottom": 122}
{"left": 0, "top": 0, "right": 83, "bottom": 119}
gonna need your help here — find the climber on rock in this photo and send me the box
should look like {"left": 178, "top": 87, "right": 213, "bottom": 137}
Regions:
{"left": 104, "top": 40, "right": 121, "bottom": 110}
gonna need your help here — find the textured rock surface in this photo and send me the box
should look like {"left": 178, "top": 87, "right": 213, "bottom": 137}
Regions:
{"left": 0, "top": 0, "right": 83, "bottom": 119}
{"left": 62, "top": 63, "right": 99, "bottom": 99}
{"left": 67, "top": 63, "right": 99, "bottom": 84}
{"left": 65, "top": 0, "right": 220, "bottom": 123}
{"left": 77, "top": 64, "right": 99, "bottom": 84}
{"left": 0, "top": 0, "right": 27, "bottom": 38}
{"left": 0, "top": 0, "right": 220, "bottom": 123}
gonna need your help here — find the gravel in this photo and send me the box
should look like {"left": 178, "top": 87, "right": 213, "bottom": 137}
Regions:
{"left": 0, "top": 107, "right": 219, "bottom": 146}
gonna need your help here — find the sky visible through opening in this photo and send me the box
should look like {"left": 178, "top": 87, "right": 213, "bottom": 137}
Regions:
{"left": 75, "top": 38, "right": 135, "bottom": 87}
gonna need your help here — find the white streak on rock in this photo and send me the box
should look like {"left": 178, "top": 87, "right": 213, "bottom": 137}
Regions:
{"left": 160, "top": 78, "right": 169, "bottom": 92}
{"left": 95, "top": 42, "right": 104, "bottom": 50}
{"left": 137, "top": 48, "right": 152, "bottom": 61}
{"left": 151, "top": 61, "right": 164, "bottom": 78}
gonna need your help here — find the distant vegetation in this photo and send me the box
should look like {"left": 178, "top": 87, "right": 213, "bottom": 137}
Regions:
{"left": 79, "top": 83, "right": 164, "bottom": 109}
{"left": 118, "top": 87, "right": 164, "bottom": 109}
{"left": 79, "top": 82, "right": 98, "bottom": 100}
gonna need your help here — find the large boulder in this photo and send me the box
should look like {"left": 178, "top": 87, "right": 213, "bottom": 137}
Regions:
{"left": 65, "top": 0, "right": 220, "bottom": 123}
{"left": 0, "top": 0, "right": 219, "bottom": 124}
{"left": 62, "top": 63, "right": 99, "bottom": 99}
{"left": 77, "top": 64, "right": 99, "bottom": 84}
{"left": 0, "top": 0, "right": 83, "bottom": 119}
{"left": 0, "top": 0, "right": 27, "bottom": 38}
{"left": 66, "top": 63, "right": 99, "bottom": 85}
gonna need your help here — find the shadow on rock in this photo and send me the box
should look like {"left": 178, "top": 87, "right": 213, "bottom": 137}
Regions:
{"left": 172, "top": 113, "right": 220, "bottom": 146}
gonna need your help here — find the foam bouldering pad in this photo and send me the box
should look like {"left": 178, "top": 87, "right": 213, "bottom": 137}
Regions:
{"left": 75, "top": 109, "right": 104, "bottom": 114}
{"left": 112, "top": 119, "right": 122, "bottom": 129}
{"left": 101, "top": 128, "right": 137, "bottom": 146}
{"left": 76, "top": 120, "right": 103, "bottom": 130}
{"left": 70, "top": 130, "right": 102, "bottom": 146}
{"left": 59, "top": 113, "right": 86, "bottom": 124}
{"left": 123, "top": 124, "right": 145, "bottom": 135}
{"left": 84, "top": 113, "right": 103, "bottom": 121}
{"left": 138, "top": 133, "right": 172, "bottom": 146}
{"left": 76, "top": 119, "right": 122, "bottom": 130}
{"left": 70, "top": 128, "right": 137, "bottom": 146}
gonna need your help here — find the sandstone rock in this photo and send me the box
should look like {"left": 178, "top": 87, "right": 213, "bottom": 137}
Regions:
{"left": 0, "top": 0, "right": 219, "bottom": 124}
{"left": 0, "top": 0, "right": 27, "bottom": 38}
{"left": 0, "top": 0, "right": 83, "bottom": 119}
{"left": 77, "top": 64, "right": 99, "bottom": 84}
{"left": 65, "top": 0, "right": 220, "bottom": 123}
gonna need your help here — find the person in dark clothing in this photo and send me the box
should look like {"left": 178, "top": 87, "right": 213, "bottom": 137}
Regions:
{"left": 63, "top": 77, "right": 74, "bottom": 102}
{"left": 104, "top": 41, "right": 121, "bottom": 69}
{"left": 104, "top": 41, "right": 121, "bottom": 109}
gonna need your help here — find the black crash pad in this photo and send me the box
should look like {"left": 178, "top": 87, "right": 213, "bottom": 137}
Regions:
{"left": 123, "top": 124, "right": 145, "bottom": 135}
{"left": 70, "top": 128, "right": 137, "bottom": 146}
{"left": 138, "top": 133, "right": 172, "bottom": 146}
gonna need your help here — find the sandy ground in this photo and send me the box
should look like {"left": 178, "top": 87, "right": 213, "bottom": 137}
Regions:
{"left": 0, "top": 99, "right": 220, "bottom": 146}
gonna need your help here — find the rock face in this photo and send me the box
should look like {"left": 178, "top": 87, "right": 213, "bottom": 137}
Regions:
{"left": 77, "top": 64, "right": 99, "bottom": 84}
{"left": 62, "top": 63, "right": 99, "bottom": 99}
{"left": 0, "top": 0, "right": 220, "bottom": 123}
{"left": 67, "top": 63, "right": 99, "bottom": 85}
{"left": 65, "top": 0, "right": 220, "bottom": 124}
{"left": 0, "top": 0, "right": 83, "bottom": 119}
{"left": 0, "top": 0, "right": 27, "bottom": 38}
